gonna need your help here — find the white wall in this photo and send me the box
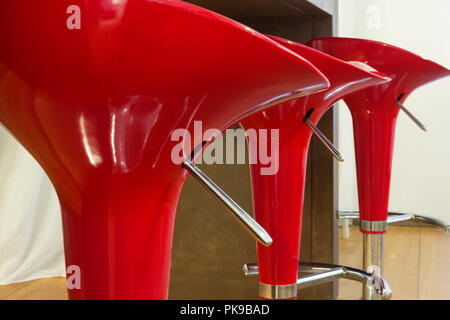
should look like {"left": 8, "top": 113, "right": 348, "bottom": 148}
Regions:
{"left": 0, "top": 129, "right": 65, "bottom": 284}
{"left": 337, "top": 0, "right": 450, "bottom": 220}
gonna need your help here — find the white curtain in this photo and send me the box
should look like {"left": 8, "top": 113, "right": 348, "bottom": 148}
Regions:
{"left": 0, "top": 127, "right": 65, "bottom": 284}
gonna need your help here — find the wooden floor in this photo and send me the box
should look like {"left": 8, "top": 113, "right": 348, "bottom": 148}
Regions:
{"left": 0, "top": 225, "right": 448, "bottom": 300}
{"left": 0, "top": 277, "right": 67, "bottom": 300}
{"left": 338, "top": 225, "right": 450, "bottom": 300}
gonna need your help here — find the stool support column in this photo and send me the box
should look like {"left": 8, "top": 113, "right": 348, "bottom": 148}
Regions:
{"left": 363, "top": 233, "right": 385, "bottom": 300}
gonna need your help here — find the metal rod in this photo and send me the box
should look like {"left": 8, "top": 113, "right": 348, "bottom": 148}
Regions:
{"left": 336, "top": 210, "right": 450, "bottom": 234}
{"left": 387, "top": 213, "right": 414, "bottom": 224}
{"left": 363, "top": 233, "right": 384, "bottom": 300}
{"left": 242, "top": 262, "right": 391, "bottom": 300}
{"left": 242, "top": 263, "right": 259, "bottom": 277}
{"left": 183, "top": 158, "right": 273, "bottom": 246}
{"left": 296, "top": 268, "right": 344, "bottom": 288}
{"left": 303, "top": 109, "right": 344, "bottom": 162}
{"left": 336, "top": 210, "right": 359, "bottom": 219}
{"left": 395, "top": 99, "right": 427, "bottom": 132}
{"left": 389, "top": 212, "right": 450, "bottom": 234}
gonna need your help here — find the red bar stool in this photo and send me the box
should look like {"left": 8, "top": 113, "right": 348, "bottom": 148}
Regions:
{"left": 240, "top": 36, "right": 391, "bottom": 300}
{"left": 0, "top": 0, "right": 330, "bottom": 299}
{"left": 309, "top": 37, "right": 450, "bottom": 299}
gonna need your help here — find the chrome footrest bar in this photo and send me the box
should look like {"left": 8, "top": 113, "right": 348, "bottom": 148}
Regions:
{"left": 183, "top": 158, "right": 273, "bottom": 246}
{"left": 389, "top": 212, "right": 450, "bottom": 234}
{"left": 243, "top": 262, "right": 392, "bottom": 300}
{"left": 336, "top": 210, "right": 450, "bottom": 234}
{"left": 303, "top": 109, "right": 344, "bottom": 162}
{"left": 395, "top": 95, "right": 427, "bottom": 132}
{"left": 336, "top": 210, "right": 360, "bottom": 219}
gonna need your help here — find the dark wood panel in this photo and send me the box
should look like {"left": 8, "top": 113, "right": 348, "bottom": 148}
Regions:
{"left": 307, "top": 14, "right": 338, "bottom": 300}
{"left": 238, "top": 17, "right": 313, "bottom": 43}
{"left": 185, "top": 0, "right": 330, "bottom": 18}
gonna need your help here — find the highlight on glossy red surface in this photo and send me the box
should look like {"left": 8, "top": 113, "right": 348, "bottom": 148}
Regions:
{"left": 239, "top": 35, "right": 390, "bottom": 297}
{"left": 0, "top": 0, "right": 330, "bottom": 299}
{"left": 309, "top": 37, "right": 450, "bottom": 229}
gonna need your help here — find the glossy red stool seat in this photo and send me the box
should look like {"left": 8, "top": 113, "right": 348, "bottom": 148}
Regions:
{"left": 239, "top": 36, "right": 391, "bottom": 300}
{"left": 309, "top": 37, "right": 450, "bottom": 299}
{"left": 0, "top": 0, "right": 330, "bottom": 299}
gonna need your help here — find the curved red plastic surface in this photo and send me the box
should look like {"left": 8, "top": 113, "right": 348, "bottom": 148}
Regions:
{"left": 0, "top": 0, "right": 329, "bottom": 299}
{"left": 309, "top": 37, "right": 450, "bottom": 229}
{"left": 240, "top": 36, "right": 390, "bottom": 295}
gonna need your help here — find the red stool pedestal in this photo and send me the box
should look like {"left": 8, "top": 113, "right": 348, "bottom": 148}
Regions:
{"left": 240, "top": 36, "right": 390, "bottom": 299}
{"left": 309, "top": 37, "right": 450, "bottom": 299}
{"left": 0, "top": 0, "right": 329, "bottom": 299}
